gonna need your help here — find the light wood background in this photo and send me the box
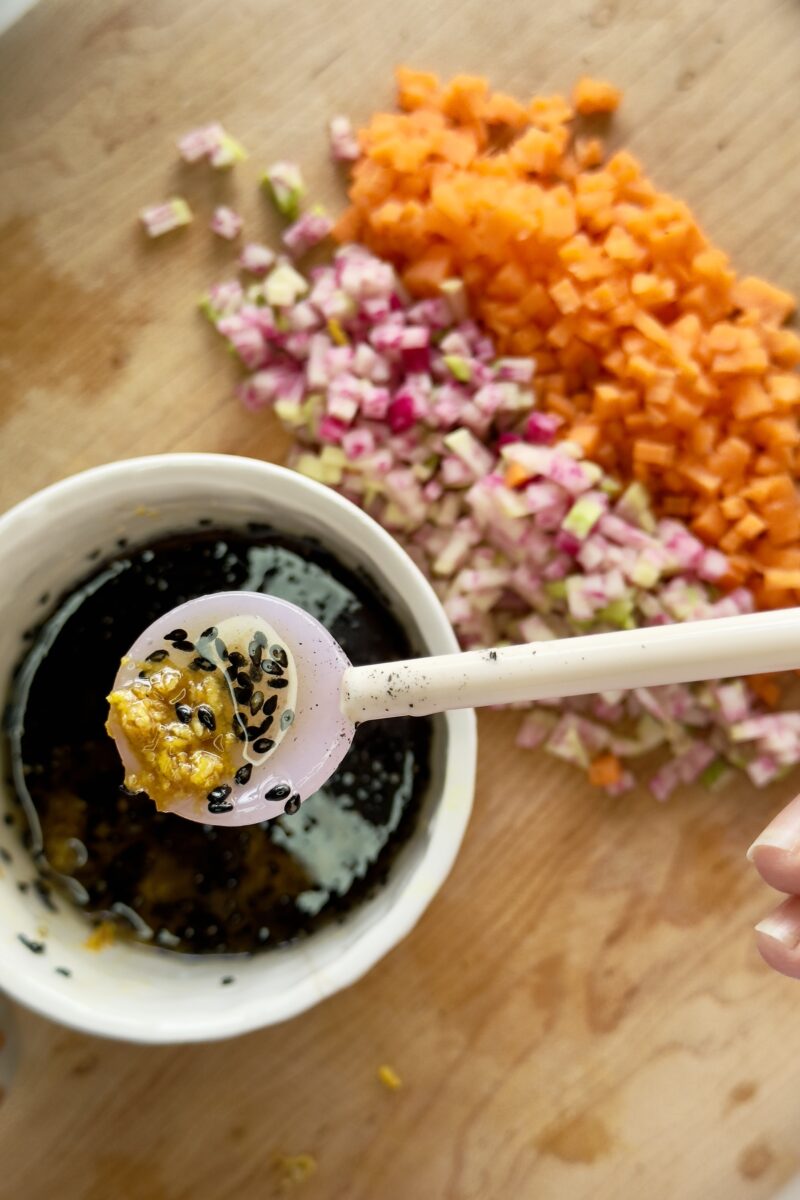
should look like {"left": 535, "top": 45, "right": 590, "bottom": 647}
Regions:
{"left": 2, "top": 1, "right": 800, "bottom": 1197}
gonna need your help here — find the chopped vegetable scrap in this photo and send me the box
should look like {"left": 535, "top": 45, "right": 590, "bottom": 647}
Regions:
{"left": 139, "top": 198, "right": 192, "bottom": 238}
{"left": 203, "top": 242, "right": 800, "bottom": 799}
{"left": 177, "top": 122, "right": 247, "bottom": 168}
{"left": 272, "top": 1154, "right": 317, "bottom": 1190}
{"left": 283, "top": 208, "right": 333, "bottom": 257}
{"left": 337, "top": 69, "right": 800, "bottom": 605}
{"left": 329, "top": 115, "right": 360, "bottom": 163}
{"left": 210, "top": 206, "right": 244, "bottom": 240}
{"left": 378, "top": 1063, "right": 403, "bottom": 1091}
{"left": 262, "top": 161, "right": 306, "bottom": 220}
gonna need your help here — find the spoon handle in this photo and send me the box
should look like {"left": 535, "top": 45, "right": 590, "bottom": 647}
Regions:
{"left": 341, "top": 608, "right": 800, "bottom": 723}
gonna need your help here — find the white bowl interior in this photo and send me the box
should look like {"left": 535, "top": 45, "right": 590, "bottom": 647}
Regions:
{"left": 0, "top": 455, "right": 476, "bottom": 1042}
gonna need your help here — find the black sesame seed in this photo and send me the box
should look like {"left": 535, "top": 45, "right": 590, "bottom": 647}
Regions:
{"left": 190, "top": 656, "right": 216, "bottom": 672}
{"left": 145, "top": 648, "right": 168, "bottom": 663}
{"left": 262, "top": 695, "right": 278, "bottom": 716}
{"left": 265, "top": 782, "right": 291, "bottom": 801}
{"left": 0, "top": 847, "right": 11, "bottom": 865}
{"left": 228, "top": 651, "right": 246, "bottom": 669}
{"left": 232, "top": 715, "right": 247, "bottom": 741}
{"left": 260, "top": 659, "right": 284, "bottom": 677}
{"left": 269, "top": 678, "right": 289, "bottom": 690}
{"left": 172, "top": 640, "right": 196, "bottom": 653}
{"left": 280, "top": 709, "right": 294, "bottom": 730}
{"left": 208, "top": 785, "right": 232, "bottom": 802}
{"left": 34, "top": 879, "right": 58, "bottom": 912}
{"left": 234, "top": 763, "right": 253, "bottom": 786}
{"left": 252, "top": 630, "right": 267, "bottom": 648}
{"left": 3, "top": 814, "right": 14, "bottom": 826}
{"left": 284, "top": 793, "right": 301, "bottom": 815}
{"left": 137, "top": 670, "right": 149, "bottom": 680}
{"left": 55, "top": 966, "right": 72, "bottom": 978}
{"left": 234, "top": 686, "right": 252, "bottom": 706}
{"left": 208, "top": 800, "right": 234, "bottom": 814}
{"left": 18, "top": 933, "right": 45, "bottom": 954}
{"left": 249, "top": 691, "right": 265, "bottom": 715}
{"left": 17, "top": 881, "right": 29, "bottom": 893}
{"left": 215, "top": 638, "right": 229, "bottom": 661}
{"left": 245, "top": 724, "right": 263, "bottom": 742}
{"left": 226, "top": 664, "right": 240, "bottom": 681}
{"left": 221, "top": 975, "right": 235, "bottom": 986}
{"left": 253, "top": 737, "right": 275, "bottom": 754}
{"left": 175, "top": 703, "right": 192, "bottom": 724}
{"left": 249, "top": 662, "right": 263, "bottom": 683}
{"left": 197, "top": 705, "right": 216, "bottom": 732}
{"left": 200, "top": 626, "right": 218, "bottom": 640}
{"left": 270, "top": 645, "right": 288, "bottom": 667}
{"left": 248, "top": 639, "right": 264, "bottom": 664}
{"left": 165, "top": 628, "right": 188, "bottom": 643}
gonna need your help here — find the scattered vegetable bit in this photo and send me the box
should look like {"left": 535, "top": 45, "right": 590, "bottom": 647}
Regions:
{"left": 139, "top": 198, "right": 192, "bottom": 237}
{"left": 210, "top": 206, "right": 244, "bottom": 240}
{"left": 273, "top": 1154, "right": 317, "bottom": 1190}
{"left": 209, "top": 132, "right": 248, "bottom": 169}
{"left": 178, "top": 123, "right": 247, "bottom": 167}
{"left": 378, "top": 1063, "right": 403, "bottom": 1090}
{"left": 283, "top": 208, "right": 333, "bottom": 257}
{"left": 177, "top": 122, "right": 225, "bottom": 163}
{"left": 329, "top": 114, "right": 360, "bottom": 162}
{"left": 239, "top": 242, "right": 276, "bottom": 276}
{"left": 262, "top": 161, "right": 305, "bottom": 220}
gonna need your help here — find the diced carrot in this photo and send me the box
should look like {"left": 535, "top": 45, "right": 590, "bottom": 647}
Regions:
{"left": 570, "top": 422, "right": 601, "bottom": 456}
{"left": 691, "top": 504, "right": 727, "bottom": 543}
{"left": 573, "top": 78, "right": 622, "bottom": 115}
{"left": 681, "top": 463, "right": 721, "bottom": 495}
{"left": 733, "top": 276, "right": 796, "bottom": 324}
{"left": 747, "top": 675, "right": 781, "bottom": 708}
{"left": 588, "top": 754, "right": 622, "bottom": 787}
{"left": 401, "top": 246, "right": 453, "bottom": 294}
{"left": 720, "top": 496, "right": 747, "bottom": 520}
{"left": 633, "top": 439, "right": 675, "bottom": 467}
{"left": 733, "top": 512, "right": 767, "bottom": 542}
{"left": 504, "top": 462, "right": 531, "bottom": 489}
{"left": 763, "top": 568, "right": 800, "bottom": 590}
{"left": 395, "top": 67, "right": 441, "bottom": 111}
{"left": 575, "top": 137, "right": 604, "bottom": 168}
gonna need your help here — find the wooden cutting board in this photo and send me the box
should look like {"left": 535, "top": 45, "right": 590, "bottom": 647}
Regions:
{"left": 1, "top": 2, "right": 800, "bottom": 1197}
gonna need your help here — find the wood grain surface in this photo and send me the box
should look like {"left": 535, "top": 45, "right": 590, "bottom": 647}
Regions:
{"left": 2, "top": 2, "right": 800, "bottom": 1197}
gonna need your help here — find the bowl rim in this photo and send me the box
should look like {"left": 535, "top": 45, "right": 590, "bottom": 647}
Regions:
{"left": 0, "top": 453, "right": 477, "bottom": 1041}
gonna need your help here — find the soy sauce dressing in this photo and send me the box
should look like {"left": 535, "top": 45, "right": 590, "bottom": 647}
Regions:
{"left": 3, "top": 528, "right": 431, "bottom": 955}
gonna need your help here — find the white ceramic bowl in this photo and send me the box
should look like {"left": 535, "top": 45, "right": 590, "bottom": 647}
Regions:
{"left": 0, "top": 454, "right": 476, "bottom": 1042}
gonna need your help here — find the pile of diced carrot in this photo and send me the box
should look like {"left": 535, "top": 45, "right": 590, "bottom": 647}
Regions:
{"left": 334, "top": 68, "right": 800, "bottom": 607}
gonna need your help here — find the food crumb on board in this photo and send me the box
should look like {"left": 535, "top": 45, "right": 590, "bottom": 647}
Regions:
{"left": 378, "top": 1063, "right": 402, "bottom": 1091}
{"left": 273, "top": 1153, "right": 318, "bottom": 1190}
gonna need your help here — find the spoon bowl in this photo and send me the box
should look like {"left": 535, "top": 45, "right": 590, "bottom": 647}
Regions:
{"left": 110, "top": 592, "right": 354, "bottom": 825}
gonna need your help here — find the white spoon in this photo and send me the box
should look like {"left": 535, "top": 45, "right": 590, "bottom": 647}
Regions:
{"left": 109, "top": 596, "right": 800, "bottom": 827}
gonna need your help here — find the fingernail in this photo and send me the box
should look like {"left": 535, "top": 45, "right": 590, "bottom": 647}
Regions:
{"left": 755, "top": 910, "right": 800, "bottom": 950}
{"left": 747, "top": 803, "right": 800, "bottom": 862}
